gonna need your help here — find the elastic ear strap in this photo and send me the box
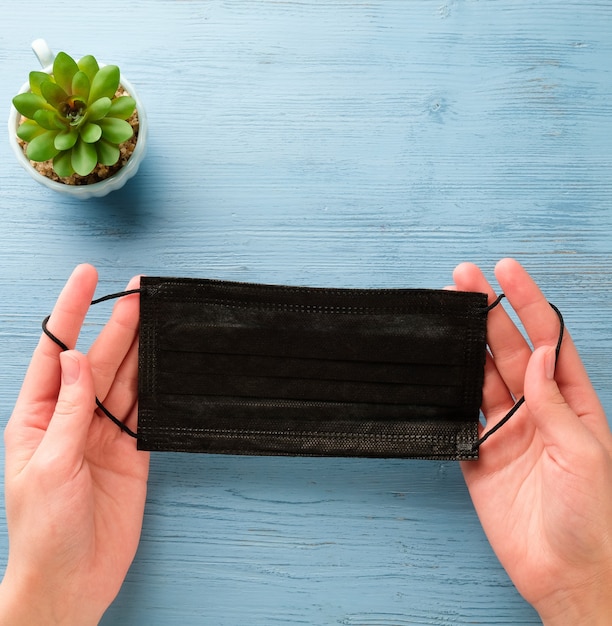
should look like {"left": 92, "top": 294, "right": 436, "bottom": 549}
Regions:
{"left": 472, "top": 297, "right": 565, "bottom": 452}
{"left": 41, "top": 288, "right": 143, "bottom": 439}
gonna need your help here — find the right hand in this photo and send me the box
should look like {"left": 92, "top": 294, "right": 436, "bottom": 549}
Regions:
{"left": 454, "top": 259, "right": 612, "bottom": 625}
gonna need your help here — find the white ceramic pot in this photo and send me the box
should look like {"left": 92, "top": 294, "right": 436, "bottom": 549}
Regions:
{"left": 7, "top": 39, "right": 148, "bottom": 199}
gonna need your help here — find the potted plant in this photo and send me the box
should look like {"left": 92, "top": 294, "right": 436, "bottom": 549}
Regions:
{"left": 8, "top": 39, "right": 147, "bottom": 199}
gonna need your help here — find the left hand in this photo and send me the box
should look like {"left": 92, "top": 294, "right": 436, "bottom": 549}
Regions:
{"left": 0, "top": 264, "right": 149, "bottom": 625}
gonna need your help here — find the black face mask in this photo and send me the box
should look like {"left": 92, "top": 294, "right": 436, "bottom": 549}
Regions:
{"left": 136, "top": 278, "right": 490, "bottom": 460}
{"left": 42, "top": 277, "right": 563, "bottom": 461}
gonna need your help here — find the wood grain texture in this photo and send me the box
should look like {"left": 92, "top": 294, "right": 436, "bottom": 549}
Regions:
{"left": 1, "top": 1, "right": 611, "bottom": 623}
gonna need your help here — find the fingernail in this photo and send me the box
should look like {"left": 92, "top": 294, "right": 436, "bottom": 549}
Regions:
{"left": 544, "top": 347, "right": 556, "bottom": 380}
{"left": 60, "top": 352, "right": 80, "bottom": 385}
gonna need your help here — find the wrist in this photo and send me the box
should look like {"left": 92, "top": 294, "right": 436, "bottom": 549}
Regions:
{"left": 537, "top": 573, "right": 612, "bottom": 626}
{"left": 0, "top": 568, "right": 102, "bottom": 626}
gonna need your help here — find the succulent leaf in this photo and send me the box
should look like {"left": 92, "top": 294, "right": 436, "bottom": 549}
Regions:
{"left": 87, "top": 97, "right": 112, "bottom": 121}
{"left": 108, "top": 96, "right": 136, "bottom": 120}
{"left": 26, "top": 131, "right": 61, "bottom": 162}
{"left": 17, "top": 120, "right": 47, "bottom": 142}
{"left": 77, "top": 55, "right": 100, "bottom": 83}
{"left": 81, "top": 123, "right": 102, "bottom": 144}
{"left": 53, "top": 52, "right": 79, "bottom": 95}
{"left": 53, "top": 151, "right": 75, "bottom": 178}
{"left": 96, "top": 139, "right": 121, "bottom": 166}
{"left": 89, "top": 65, "right": 120, "bottom": 103}
{"left": 13, "top": 92, "right": 50, "bottom": 118}
{"left": 72, "top": 137, "right": 98, "bottom": 176}
{"left": 54, "top": 127, "right": 79, "bottom": 151}
{"left": 41, "top": 80, "right": 69, "bottom": 110}
{"left": 72, "top": 71, "right": 91, "bottom": 102}
{"left": 33, "top": 109, "right": 65, "bottom": 131}
{"left": 14, "top": 51, "right": 138, "bottom": 179}
{"left": 29, "top": 71, "right": 50, "bottom": 96}
{"left": 98, "top": 118, "right": 133, "bottom": 144}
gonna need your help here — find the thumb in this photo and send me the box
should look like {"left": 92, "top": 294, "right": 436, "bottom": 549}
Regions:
{"left": 524, "top": 346, "right": 591, "bottom": 456}
{"left": 37, "top": 350, "right": 96, "bottom": 473}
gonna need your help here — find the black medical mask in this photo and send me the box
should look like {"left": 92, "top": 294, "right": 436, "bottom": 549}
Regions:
{"left": 42, "top": 277, "right": 564, "bottom": 460}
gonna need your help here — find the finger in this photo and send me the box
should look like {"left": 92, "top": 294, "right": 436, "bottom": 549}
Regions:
{"left": 451, "top": 266, "right": 524, "bottom": 441}
{"left": 96, "top": 334, "right": 139, "bottom": 436}
{"left": 480, "top": 352, "right": 516, "bottom": 422}
{"left": 31, "top": 351, "right": 96, "bottom": 478}
{"left": 494, "top": 258, "right": 599, "bottom": 418}
{"left": 524, "top": 346, "right": 600, "bottom": 463}
{"left": 11, "top": 264, "right": 98, "bottom": 430}
{"left": 494, "top": 258, "right": 565, "bottom": 351}
{"left": 453, "top": 262, "right": 531, "bottom": 397}
{"left": 88, "top": 275, "right": 141, "bottom": 401}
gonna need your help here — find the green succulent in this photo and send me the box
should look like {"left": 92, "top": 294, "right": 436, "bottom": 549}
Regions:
{"left": 12, "top": 51, "right": 136, "bottom": 178}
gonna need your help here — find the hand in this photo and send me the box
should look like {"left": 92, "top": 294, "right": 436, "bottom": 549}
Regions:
{"left": 453, "top": 259, "right": 612, "bottom": 625}
{"left": 0, "top": 264, "right": 149, "bottom": 625}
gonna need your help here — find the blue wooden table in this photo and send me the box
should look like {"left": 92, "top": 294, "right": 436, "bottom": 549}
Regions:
{"left": 1, "top": 2, "right": 611, "bottom": 623}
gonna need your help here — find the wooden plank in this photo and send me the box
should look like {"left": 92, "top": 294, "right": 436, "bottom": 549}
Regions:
{"left": 0, "top": 1, "right": 610, "bottom": 623}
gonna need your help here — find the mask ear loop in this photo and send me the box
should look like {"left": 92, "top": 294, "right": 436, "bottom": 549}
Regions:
{"left": 41, "top": 287, "right": 144, "bottom": 439}
{"left": 472, "top": 295, "right": 565, "bottom": 452}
